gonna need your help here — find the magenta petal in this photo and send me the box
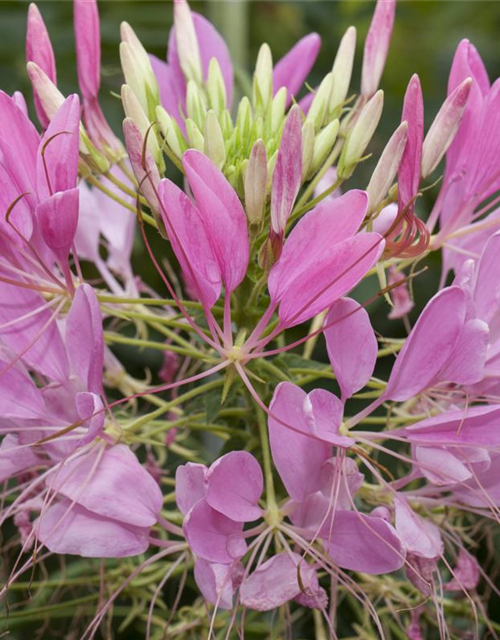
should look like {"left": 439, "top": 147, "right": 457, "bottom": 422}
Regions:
{"left": 175, "top": 462, "right": 208, "bottom": 516}
{"left": 194, "top": 559, "right": 238, "bottom": 610}
{"left": 149, "top": 55, "right": 184, "bottom": 129}
{"left": 324, "top": 297, "right": 378, "bottom": 400}
{"left": 438, "top": 318, "right": 489, "bottom": 385}
{"left": 47, "top": 445, "right": 162, "bottom": 527}
{"left": 272, "top": 232, "right": 384, "bottom": 328}
{"left": 36, "top": 95, "right": 81, "bottom": 199}
{"left": 65, "top": 283, "right": 104, "bottom": 394}
{"left": 445, "top": 550, "right": 480, "bottom": 591}
{"left": 36, "top": 188, "right": 79, "bottom": 262}
{"left": 240, "top": 552, "right": 324, "bottom": 612}
{"left": 473, "top": 231, "right": 500, "bottom": 325}
{"left": 452, "top": 453, "right": 500, "bottom": 507}
{"left": 0, "top": 434, "right": 41, "bottom": 483}
{"left": 36, "top": 500, "right": 150, "bottom": 558}
{"left": 158, "top": 178, "right": 222, "bottom": 307}
{"left": 183, "top": 150, "right": 249, "bottom": 293}
{"left": 268, "top": 382, "right": 332, "bottom": 502}
{"left": 398, "top": 74, "right": 424, "bottom": 213}
{"left": 206, "top": 452, "right": 263, "bottom": 522}
{"left": 183, "top": 499, "right": 247, "bottom": 564}
{"left": 415, "top": 446, "right": 472, "bottom": 486}
{"left": 74, "top": 0, "right": 101, "bottom": 100}
{"left": 322, "top": 510, "right": 405, "bottom": 574}
{"left": 384, "top": 287, "right": 467, "bottom": 401}
{"left": 271, "top": 106, "right": 303, "bottom": 235}
{"left": 273, "top": 34, "right": 321, "bottom": 107}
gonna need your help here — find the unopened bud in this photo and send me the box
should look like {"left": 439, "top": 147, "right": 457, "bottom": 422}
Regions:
{"left": 330, "top": 27, "right": 356, "bottom": 113}
{"left": 173, "top": 0, "right": 203, "bottom": 85}
{"left": 26, "top": 60, "right": 64, "bottom": 121}
{"left": 271, "top": 87, "right": 287, "bottom": 134}
{"left": 301, "top": 120, "right": 315, "bottom": 179}
{"left": 206, "top": 58, "right": 227, "bottom": 115}
{"left": 361, "top": 0, "right": 396, "bottom": 98}
{"left": 311, "top": 119, "right": 340, "bottom": 174}
{"left": 307, "top": 72, "right": 334, "bottom": 130}
{"left": 156, "top": 105, "right": 187, "bottom": 159}
{"left": 253, "top": 43, "right": 273, "bottom": 112}
{"left": 219, "top": 109, "right": 234, "bottom": 139}
{"left": 185, "top": 118, "right": 205, "bottom": 152}
{"left": 337, "top": 89, "right": 384, "bottom": 179}
{"left": 366, "top": 121, "right": 408, "bottom": 212}
{"left": 204, "top": 110, "right": 226, "bottom": 169}
{"left": 186, "top": 79, "right": 207, "bottom": 130}
{"left": 120, "top": 22, "right": 159, "bottom": 121}
{"left": 244, "top": 139, "right": 268, "bottom": 226}
{"left": 121, "top": 84, "right": 164, "bottom": 171}
{"left": 236, "top": 96, "right": 253, "bottom": 141}
{"left": 421, "top": 77, "right": 472, "bottom": 178}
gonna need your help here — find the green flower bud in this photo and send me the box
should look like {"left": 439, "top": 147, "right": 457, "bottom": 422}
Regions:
{"left": 244, "top": 139, "right": 268, "bottom": 226}
{"left": 307, "top": 72, "right": 334, "bottom": 131}
{"left": 311, "top": 119, "right": 340, "bottom": 174}
{"left": 206, "top": 58, "right": 227, "bottom": 116}
{"left": 185, "top": 118, "right": 205, "bottom": 152}
{"left": 186, "top": 80, "right": 207, "bottom": 130}
{"left": 253, "top": 43, "right": 273, "bottom": 113}
{"left": 271, "top": 87, "right": 287, "bottom": 135}
{"left": 204, "top": 110, "right": 226, "bottom": 169}
{"left": 330, "top": 27, "right": 356, "bottom": 113}
{"left": 301, "top": 120, "right": 315, "bottom": 179}
{"left": 156, "top": 105, "right": 187, "bottom": 159}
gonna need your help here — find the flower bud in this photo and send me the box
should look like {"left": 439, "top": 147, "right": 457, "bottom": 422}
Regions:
{"left": 206, "top": 58, "right": 227, "bottom": 116}
{"left": 330, "top": 27, "right": 356, "bottom": 112}
{"left": 74, "top": 0, "right": 100, "bottom": 100}
{"left": 204, "top": 110, "right": 226, "bottom": 169}
{"left": 156, "top": 105, "right": 187, "bottom": 159}
{"left": 337, "top": 90, "right": 384, "bottom": 179}
{"left": 121, "top": 84, "right": 164, "bottom": 171}
{"left": 185, "top": 118, "right": 205, "bottom": 152}
{"left": 301, "top": 120, "right": 315, "bottom": 179}
{"left": 219, "top": 109, "right": 234, "bottom": 139}
{"left": 253, "top": 43, "right": 273, "bottom": 113}
{"left": 26, "top": 61, "right": 64, "bottom": 122}
{"left": 271, "top": 87, "right": 287, "bottom": 134}
{"left": 421, "top": 78, "right": 472, "bottom": 178}
{"left": 311, "top": 119, "right": 340, "bottom": 174}
{"left": 307, "top": 72, "right": 333, "bottom": 131}
{"left": 120, "top": 22, "right": 159, "bottom": 121}
{"left": 173, "top": 0, "right": 203, "bottom": 85}
{"left": 186, "top": 80, "right": 207, "bottom": 130}
{"left": 244, "top": 139, "right": 268, "bottom": 227}
{"left": 236, "top": 97, "right": 253, "bottom": 142}
{"left": 366, "top": 121, "right": 408, "bottom": 213}
{"left": 361, "top": 0, "right": 396, "bottom": 97}
{"left": 26, "top": 3, "right": 56, "bottom": 127}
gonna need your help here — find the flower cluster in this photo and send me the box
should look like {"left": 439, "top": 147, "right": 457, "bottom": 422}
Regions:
{"left": 1, "top": 0, "right": 500, "bottom": 638}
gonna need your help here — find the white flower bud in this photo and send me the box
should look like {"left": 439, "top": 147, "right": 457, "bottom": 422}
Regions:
{"left": 330, "top": 27, "right": 356, "bottom": 112}
{"left": 173, "top": 0, "right": 203, "bottom": 85}
{"left": 253, "top": 44, "right": 273, "bottom": 113}
{"left": 185, "top": 118, "right": 205, "bottom": 152}
{"left": 244, "top": 139, "right": 268, "bottom": 226}
{"left": 311, "top": 119, "right": 340, "bottom": 174}
{"left": 206, "top": 58, "right": 227, "bottom": 115}
{"left": 156, "top": 105, "right": 187, "bottom": 159}
{"left": 307, "top": 72, "right": 334, "bottom": 131}
{"left": 204, "top": 110, "right": 226, "bottom": 169}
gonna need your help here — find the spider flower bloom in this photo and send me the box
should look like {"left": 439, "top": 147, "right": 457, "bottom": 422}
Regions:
{"left": 26, "top": 2, "right": 56, "bottom": 127}
{"left": 361, "top": 0, "right": 396, "bottom": 98}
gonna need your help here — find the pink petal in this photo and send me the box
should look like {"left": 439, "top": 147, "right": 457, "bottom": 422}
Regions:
{"left": 473, "top": 231, "right": 500, "bottom": 325}
{"left": 36, "top": 95, "right": 81, "bottom": 200}
{"left": 273, "top": 33, "right": 321, "bottom": 107}
{"left": 36, "top": 499, "right": 151, "bottom": 558}
{"left": 0, "top": 282, "right": 69, "bottom": 382}
{"left": 194, "top": 559, "right": 239, "bottom": 610}
{"left": 175, "top": 462, "right": 208, "bottom": 515}
{"left": 270, "top": 106, "right": 303, "bottom": 236}
{"left": 321, "top": 510, "right": 405, "bottom": 574}
{"left": 74, "top": 0, "right": 101, "bottom": 100}
{"left": 240, "top": 552, "right": 325, "bottom": 612}
{"left": 158, "top": 177, "right": 222, "bottom": 308}
{"left": 324, "top": 297, "right": 378, "bottom": 400}
{"left": 384, "top": 287, "right": 467, "bottom": 401}
{"left": 149, "top": 55, "right": 185, "bottom": 130}
{"left": 183, "top": 150, "right": 249, "bottom": 293}
{"left": 183, "top": 499, "right": 247, "bottom": 564}
{"left": 438, "top": 318, "right": 489, "bottom": 385}
{"left": 414, "top": 446, "right": 472, "bottom": 486}
{"left": 36, "top": 188, "right": 79, "bottom": 262}
{"left": 444, "top": 550, "right": 480, "bottom": 591}
{"left": 65, "top": 283, "right": 104, "bottom": 394}
{"left": 0, "top": 434, "right": 42, "bottom": 483}
{"left": 0, "top": 360, "right": 46, "bottom": 419}
{"left": 398, "top": 74, "right": 424, "bottom": 214}
{"left": 394, "top": 497, "right": 443, "bottom": 558}
{"left": 75, "top": 391, "right": 105, "bottom": 446}
{"left": 47, "top": 445, "right": 162, "bottom": 527}
{"left": 361, "top": 0, "right": 396, "bottom": 97}
{"left": 206, "top": 452, "right": 263, "bottom": 522}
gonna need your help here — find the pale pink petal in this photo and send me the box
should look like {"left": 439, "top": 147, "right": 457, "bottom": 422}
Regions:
{"left": 74, "top": 0, "right": 101, "bottom": 100}
{"left": 183, "top": 499, "right": 247, "bottom": 564}
{"left": 361, "top": 0, "right": 396, "bottom": 97}
{"left": 36, "top": 188, "right": 79, "bottom": 263}
{"left": 0, "top": 434, "right": 42, "bottom": 483}
{"left": 26, "top": 3, "right": 56, "bottom": 127}
{"left": 324, "top": 297, "right": 378, "bottom": 400}
{"left": 194, "top": 559, "right": 239, "bottom": 610}
{"left": 444, "top": 550, "right": 480, "bottom": 591}
{"left": 206, "top": 452, "right": 263, "bottom": 522}
{"left": 394, "top": 497, "right": 443, "bottom": 558}
{"left": 398, "top": 74, "right": 424, "bottom": 214}
{"left": 36, "top": 500, "right": 151, "bottom": 558}
{"left": 176, "top": 462, "right": 208, "bottom": 516}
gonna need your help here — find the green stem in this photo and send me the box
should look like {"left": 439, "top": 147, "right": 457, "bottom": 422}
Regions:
{"left": 257, "top": 407, "right": 279, "bottom": 522}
